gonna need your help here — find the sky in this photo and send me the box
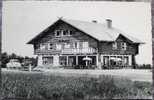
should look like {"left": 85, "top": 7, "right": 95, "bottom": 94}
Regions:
{"left": 2, "top": 1, "right": 152, "bottom": 64}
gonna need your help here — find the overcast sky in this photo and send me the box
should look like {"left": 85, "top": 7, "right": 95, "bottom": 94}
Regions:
{"left": 2, "top": 1, "right": 152, "bottom": 64}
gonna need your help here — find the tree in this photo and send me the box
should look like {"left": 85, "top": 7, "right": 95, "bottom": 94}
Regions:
{"left": 1, "top": 52, "right": 9, "bottom": 68}
{"left": 9, "top": 53, "right": 17, "bottom": 59}
{"left": 1, "top": 52, "right": 37, "bottom": 68}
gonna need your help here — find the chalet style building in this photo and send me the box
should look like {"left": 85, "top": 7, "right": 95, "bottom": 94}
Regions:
{"left": 27, "top": 18, "right": 143, "bottom": 69}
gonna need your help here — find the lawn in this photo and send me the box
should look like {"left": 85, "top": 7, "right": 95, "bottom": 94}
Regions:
{"left": 1, "top": 70, "right": 152, "bottom": 100}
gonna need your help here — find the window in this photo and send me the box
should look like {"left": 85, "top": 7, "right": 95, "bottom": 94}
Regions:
{"left": 70, "top": 43, "right": 74, "bottom": 48}
{"left": 42, "top": 57, "right": 53, "bottom": 65}
{"left": 79, "top": 42, "right": 83, "bottom": 49}
{"left": 55, "top": 30, "right": 72, "bottom": 37}
{"left": 83, "top": 42, "right": 88, "bottom": 48}
{"left": 121, "top": 42, "right": 127, "bottom": 50}
{"left": 123, "top": 56, "right": 129, "bottom": 65}
{"left": 63, "top": 30, "right": 67, "bottom": 36}
{"left": 112, "top": 42, "right": 117, "bottom": 50}
{"left": 59, "top": 56, "right": 67, "bottom": 66}
{"left": 64, "top": 43, "right": 70, "bottom": 49}
{"left": 74, "top": 42, "right": 78, "bottom": 48}
{"left": 40, "top": 43, "right": 48, "bottom": 50}
{"left": 117, "top": 56, "right": 122, "bottom": 65}
{"left": 72, "top": 42, "right": 88, "bottom": 49}
{"left": 55, "top": 30, "right": 61, "bottom": 37}
{"left": 48, "top": 43, "right": 53, "bottom": 50}
{"left": 63, "top": 30, "right": 70, "bottom": 36}
{"left": 70, "top": 31, "right": 73, "bottom": 35}
{"left": 56, "top": 44, "right": 62, "bottom": 50}
{"left": 42, "top": 57, "right": 48, "bottom": 64}
{"left": 103, "top": 56, "right": 109, "bottom": 65}
{"left": 110, "top": 56, "right": 117, "bottom": 66}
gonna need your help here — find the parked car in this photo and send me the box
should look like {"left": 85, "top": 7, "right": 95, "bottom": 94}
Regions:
{"left": 6, "top": 59, "right": 21, "bottom": 69}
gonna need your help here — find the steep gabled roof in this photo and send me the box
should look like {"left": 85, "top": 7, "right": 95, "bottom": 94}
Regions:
{"left": 27, "top": 18, "right": 143, "bottom": 44}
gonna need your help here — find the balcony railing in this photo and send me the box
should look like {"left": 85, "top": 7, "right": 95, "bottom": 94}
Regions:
{"left": 61, "top": 48, "right": 98, "bottom": 54}
{"left": 34, "top": 49, "right": 61, "bottom": 55}
{"left": 34, "top": 48, "right": 97, "bottom": 55}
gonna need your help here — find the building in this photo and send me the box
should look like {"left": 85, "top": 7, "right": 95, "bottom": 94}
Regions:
{"left": 27, "top": 18, "right": 143, "bottom": 69}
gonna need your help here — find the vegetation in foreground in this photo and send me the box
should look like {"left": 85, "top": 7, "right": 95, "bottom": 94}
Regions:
{"left": 1, "top": 71, "right": 152, "bottom": 100}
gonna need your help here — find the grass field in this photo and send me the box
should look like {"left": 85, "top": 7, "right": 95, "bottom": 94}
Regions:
{"left": 1, "top": 69, "right": 152, "bottom": 100}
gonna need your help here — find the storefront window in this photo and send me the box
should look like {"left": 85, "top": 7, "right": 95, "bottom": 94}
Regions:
{"left": 110, "top": 56, "right": 116, "bottom": 66}
{"left": 59, "top": 56, "right": 67, "bottom": 66}
{"left": 124, "top": 56, "right": 129, "bottom": 65}
{"left": 42, "top": 57, "right": 53, "bottom": 65}
{"left": 103, "top": 56, "right": 109, "bottom": 65}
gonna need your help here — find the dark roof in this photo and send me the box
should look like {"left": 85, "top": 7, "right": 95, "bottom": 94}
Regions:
{"left": 27, "top": 18, "right": 143, "bottom": 44}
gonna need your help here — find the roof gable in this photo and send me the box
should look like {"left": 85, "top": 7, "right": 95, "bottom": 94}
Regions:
{"left": 27, "top": 18, "right": 143, "bottom": 44}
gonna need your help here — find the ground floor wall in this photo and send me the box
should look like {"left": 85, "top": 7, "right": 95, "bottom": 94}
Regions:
{"left": 101, "top": 54, "right": 132, "bottom": 66}
{"left": 37, "top": 54, "right": 135, "bottom": 69}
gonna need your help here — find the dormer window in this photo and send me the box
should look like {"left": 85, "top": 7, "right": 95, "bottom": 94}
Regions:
{"left": 121, "top": 42, "right": 127, "bottom": 50}
{"left": 112, "top": 42, "right": 117, "bottom": 50}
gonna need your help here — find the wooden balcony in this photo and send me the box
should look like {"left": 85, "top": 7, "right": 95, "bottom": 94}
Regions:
{"left": 61, "top": 48, "right": 98, "bottom": 54}
{"left": 34, "top": 48, "right": 98, "bottom": 55}
{"left": 34, "top": 49, "right": 61, "bottom": 55}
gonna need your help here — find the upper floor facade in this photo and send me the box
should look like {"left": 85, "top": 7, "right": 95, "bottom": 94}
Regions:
{"left": 27, "top": 18, "right": 142, "bottom": 56}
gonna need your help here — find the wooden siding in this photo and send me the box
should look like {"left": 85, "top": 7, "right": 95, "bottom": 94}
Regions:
{"left": 33, "top": 20, "right": 139, "bottom": 56}
{"left": 34, "top": 21, "right": 98, "bottom": 55}
{"left": 98, "top": 35, "right": 139, "bottom": 55}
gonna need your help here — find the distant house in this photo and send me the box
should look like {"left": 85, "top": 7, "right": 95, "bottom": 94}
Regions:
{"left": 27, "top": 18, "right": 143, "bottom": 69}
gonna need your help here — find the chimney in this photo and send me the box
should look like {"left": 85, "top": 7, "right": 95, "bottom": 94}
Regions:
{"left": 106, "top": 19, "right": 112, "bottom": 28}
{"left": 92, "top": 20, "right": 97, "bottom": 23}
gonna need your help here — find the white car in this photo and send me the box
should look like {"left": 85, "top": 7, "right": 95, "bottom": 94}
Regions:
{"left": 7, "top": 59, "right": 21, "bottom": 69}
